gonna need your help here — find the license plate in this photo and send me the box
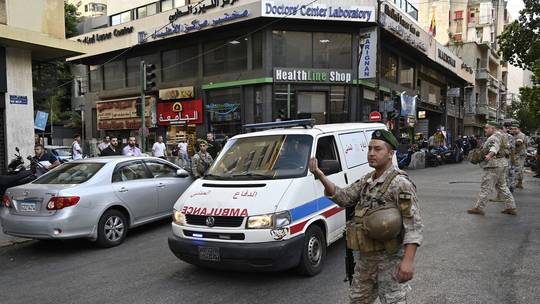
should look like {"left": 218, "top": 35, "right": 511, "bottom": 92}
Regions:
{"left": 19, "top": 202, "right": 37, "bottom": 212}
{"left": 198, "top": 246, "right": 220, "bottom": 262}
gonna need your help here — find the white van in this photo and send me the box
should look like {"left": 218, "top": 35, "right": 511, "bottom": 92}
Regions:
{"left": 168, "top": 120, "right": 395, "bottom": 275}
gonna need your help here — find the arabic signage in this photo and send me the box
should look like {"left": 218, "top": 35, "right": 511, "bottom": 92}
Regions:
{"left": 380, "top": 2, "right": 429, "bottom": 54}
{"left": 77, "top": 26, "right": 134, "bottom": 44}
{"left": 157, "top": 99, "right": 203, "bottom": 125}
{"left": 435, "top": 45, "right": 460, "bottom": 74}
{"left": 358, "top": 27, "right": 377, "bottom": 79}
{"left": 159, "top": 86, "right": 194, "bottom": 100}
{"left": 169, "top": 0, "right": 239, "bottom": 21}
{"left": 9, "top": 95, "right": 28, "bottom": 105}
{"left": 34, "top": 111, "right": 49, "bottom": 131}
{"left": 261, "top": 0, "right": 375, "bottom": 22}
{"left": 97, "top": 97, "right": 154, "bottom": 130}
{"left": 274, "top": 68, "right": 352, "bottom": 84}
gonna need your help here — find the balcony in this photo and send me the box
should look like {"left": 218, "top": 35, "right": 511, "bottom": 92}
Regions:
{"left": 476, "top": 104, "right": 488, "bottom": 116}
{"left": 488, "top": 106, "right": 497, "bottom": 118}
{"left": 476, "top": 68, "right": 489, "bottom": 80}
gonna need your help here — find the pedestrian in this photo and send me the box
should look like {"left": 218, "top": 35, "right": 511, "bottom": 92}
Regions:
{"left": 122, "top": 136, "right": 142, "bottom": 157}
{"left": 177, "top": 137, "right": 189, "bottom": 167}
{"left": 152, "top": 135, "right": 167, "bottom": 159}
{"left": 98, "top": 135, "right": 110, "bottom": 155}
{"left": 511, "top": 123, "right": 527, "bottom": 188}
{"left": 31, "top": 144, "right": 61, "bottom": 177}
{"left": 468, "top": 121, "right": 517, "bottom": 216}
{"left": 100, "top": 136, "right": 123, "bottom": 156}
{"left": 191, "top": 139, "right": 213, "bottom": 178}
{"left": 206, "top": 132, "right": 222, "bottom": 159}
{"left": 72, "top": 134, "right": 83, "bottom": 160}
{"left": 309, "top": 129, "right": 423, "bottom": 304}
{"left": 534, "top": 132, "right": 540, "bottom": 178}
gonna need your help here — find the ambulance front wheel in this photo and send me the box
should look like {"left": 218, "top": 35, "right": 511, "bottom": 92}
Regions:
{"left": 296, "top": 225, "right": 326, "bottom": 276}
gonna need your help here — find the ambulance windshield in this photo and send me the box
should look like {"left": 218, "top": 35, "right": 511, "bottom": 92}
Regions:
{"left": 205, "top": 134, "right": 312, "bottom": 180}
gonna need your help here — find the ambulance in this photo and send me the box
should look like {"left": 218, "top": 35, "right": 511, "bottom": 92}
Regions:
{"left": 168, "top": 120, "right": 394, "bottom": 275}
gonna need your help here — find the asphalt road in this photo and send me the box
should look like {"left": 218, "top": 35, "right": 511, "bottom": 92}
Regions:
{"left": 1, "top": 163, "right": 539, "bottom": 304}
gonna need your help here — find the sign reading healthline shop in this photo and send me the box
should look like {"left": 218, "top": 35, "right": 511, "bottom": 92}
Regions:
{"left": 262, "top": 0, "right": 375, "bottom": 22}
{"left": 274, "top": 68, "right": 353, "bottom": 84}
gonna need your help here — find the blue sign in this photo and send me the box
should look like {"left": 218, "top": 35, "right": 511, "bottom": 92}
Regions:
{"left": 400, "top": 93, "right": 417, "bottom": 117}
{"left": 9, "top": 95, "right": 28, "bottom": 105}
{"left": 34, "top": 111, "right": 49, "bottom": 131}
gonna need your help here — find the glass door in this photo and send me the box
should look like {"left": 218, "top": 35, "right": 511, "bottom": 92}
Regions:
{"left": 296, "top": 91, "right": 327, "bottom": 124}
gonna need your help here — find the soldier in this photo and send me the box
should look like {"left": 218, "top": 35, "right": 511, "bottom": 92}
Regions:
{"left": 309, "top": 129, "right": 423, "bottom": 304}
{"left": 512, "top": 123, "right": 528, "bottom": 189}
{"left": 191, "top": 139, "right": 214, "bottom": 178}
{"left": 468, "top": 121, "right": 517, "bottom": 216}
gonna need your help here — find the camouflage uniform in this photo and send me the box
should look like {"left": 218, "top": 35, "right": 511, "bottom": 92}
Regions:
{"left": 475, "top": 132, "right": 516, "bottom": 210}
{"left": 191, "top": 151, "right": 213, "bottom": 178}
{"left": 331, "top": 166, "right": 423, "bottom": 304}
{"left": 514, "top": 132, "right": 528, "bottom": 186}
{"left": 503, "top": 132, "right": 516, "bottom": 192}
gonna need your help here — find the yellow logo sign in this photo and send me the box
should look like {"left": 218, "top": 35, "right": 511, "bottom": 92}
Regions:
{"left": 172, "top": 102, "right": 183, "bottom": 113}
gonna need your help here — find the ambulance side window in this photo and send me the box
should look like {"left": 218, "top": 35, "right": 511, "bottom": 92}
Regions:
{"left": 316, "top": 136, "right": 342, "bottom": 176}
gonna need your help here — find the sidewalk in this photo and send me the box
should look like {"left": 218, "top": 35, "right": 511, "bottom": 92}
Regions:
{"left": 0, "top": 227, "right": 30, "bottom": 248}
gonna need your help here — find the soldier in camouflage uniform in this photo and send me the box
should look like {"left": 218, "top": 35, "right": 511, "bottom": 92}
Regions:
{"left": 309, "top": 129, "right": 423, "bottom": 304}
{"left": 501, "top": 122, "right": 516, "bottom": 193}
{"left": 512, "top": 123, "right": 528, "bottom": 189}
{"left": 191, "top": 139, "right": 214, "bottom": 178}
{"left": 468, "top": 121, "right": 517, "bottom": 215}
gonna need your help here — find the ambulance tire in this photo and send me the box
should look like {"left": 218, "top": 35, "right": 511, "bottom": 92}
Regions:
{"left": 297, "top": 225, "right": 326, "bottom": 276}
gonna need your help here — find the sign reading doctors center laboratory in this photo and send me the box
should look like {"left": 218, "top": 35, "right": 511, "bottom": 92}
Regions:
{"left": 274, "top": 68, "right": 352, "bottom": 84}
{"left": 262, "top": 0, "right": 375, "bottom": 22}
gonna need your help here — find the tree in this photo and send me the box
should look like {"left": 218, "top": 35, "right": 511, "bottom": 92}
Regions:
{"left": 498, "top": 0, "right": 540, "bottom": 132}
{"left": 65, "top": 1, "right": 80, "bottom": 38}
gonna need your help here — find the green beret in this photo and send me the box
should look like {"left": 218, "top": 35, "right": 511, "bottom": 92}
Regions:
{"left": 487, "top": 120, "right": 501, "bottom": 128}
{"left": 512, "top": 121, "right": 520, "bottom": 128}
{"left": 371, "top": 129, "right": 399, "bottom": 150}
{"left": 198, "top": 139, "right": 208, "bottom": 145}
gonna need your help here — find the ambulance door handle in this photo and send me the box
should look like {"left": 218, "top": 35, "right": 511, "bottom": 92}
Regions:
{"left": 344, "top": 172, "right": 349, "bottom": 185}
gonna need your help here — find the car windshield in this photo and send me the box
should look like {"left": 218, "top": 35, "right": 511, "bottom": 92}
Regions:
{"left": 206, "top": 134, "right": 312, "bottom": 180}
{"left": 33, "top": 162, "right": 105, "bottom": 184}
{"left": 53, "top": 148, "right": 72, "bottom": 157}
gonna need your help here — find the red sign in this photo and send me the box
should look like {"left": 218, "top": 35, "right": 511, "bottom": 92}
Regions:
{"left": 369, "top": 111, "right": 382, "bottom": 121}
{"left": 157, "top": 99, "right": 203, "bottom": 125}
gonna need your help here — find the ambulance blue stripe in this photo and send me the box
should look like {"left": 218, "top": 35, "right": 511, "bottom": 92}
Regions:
{"left": 289, "top": 197, "right": 336, "bottom": 222}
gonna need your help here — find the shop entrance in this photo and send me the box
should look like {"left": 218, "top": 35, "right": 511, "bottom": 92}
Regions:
{"left": 297, "top": 91, "right": 327, "bottom": 124}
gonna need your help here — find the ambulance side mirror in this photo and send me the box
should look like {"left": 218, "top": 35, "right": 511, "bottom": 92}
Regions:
{"left": 176, "top": 169, "right": 189, "bottom": 178}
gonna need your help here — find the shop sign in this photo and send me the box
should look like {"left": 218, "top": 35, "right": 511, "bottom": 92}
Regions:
{"left": 169, "top": 0, "right": 239, "bottom": 22}
{"left": 77, "top": 26, "right": 134, "bottom": 44}
{"left": 447, "top": 87, "right": 460, "bottom": 97}
{"left": 157, "top": 99, "right": 203, "bottom": 125}
{"left": 400, "top": 93, "right": 417, "bottom": 117}
{"left": 9, "top": 95, "right": 27, "bottom": 105}
{"left": 34, "top": 111, "right": 48, "bottom": 131}
{"left": 97, "top": 97, "right": 154, "bottom": 130}
{"left": 159, "top": 86, "right": 194, "bottom": 100}
{"left": 274, "top": 68, "right": 352, "bottom": 84}
{"left": 435, "top": 45, "right": 462, "bottom": 74}
{"left": 358, "top": 27, "right": 377, "bottom": 79}
{"left": 380, "top": 2, "right": 429, "bottom": 54}
{"left": 261, "top": 0, "right": 375, "bottom": 22}
{"left": 418, "top": 110, "right": 426, "bottom": 119}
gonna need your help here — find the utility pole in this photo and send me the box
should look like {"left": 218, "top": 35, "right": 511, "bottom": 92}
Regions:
{"left": 139, "top": 60, "right": 146, "bottom": 152}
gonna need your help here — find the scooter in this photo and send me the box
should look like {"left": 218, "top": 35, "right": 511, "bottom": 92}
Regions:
{"left": 0, "top": 148, "right": 37, "bottom": 196}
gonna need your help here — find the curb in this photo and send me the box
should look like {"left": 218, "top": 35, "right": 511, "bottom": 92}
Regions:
{"left": 0, "top": 238, "right": 32, "bottom": 248}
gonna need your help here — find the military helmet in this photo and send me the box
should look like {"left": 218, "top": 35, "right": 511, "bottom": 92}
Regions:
{"left": 363, "top": 206, "right": 403, "bottom": 241}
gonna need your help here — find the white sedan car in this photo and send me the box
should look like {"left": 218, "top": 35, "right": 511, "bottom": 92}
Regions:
{"left": 1, "top": 156, "right": 193, "bottom": 247}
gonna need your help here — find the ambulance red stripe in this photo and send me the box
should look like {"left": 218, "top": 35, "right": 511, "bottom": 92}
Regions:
{"left": 289, "top": 206, "right": 344, "bottom": 234}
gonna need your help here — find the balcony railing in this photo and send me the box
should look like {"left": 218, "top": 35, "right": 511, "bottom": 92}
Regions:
{"left": 476, "top": 68, "right": 489, "bottom": 80}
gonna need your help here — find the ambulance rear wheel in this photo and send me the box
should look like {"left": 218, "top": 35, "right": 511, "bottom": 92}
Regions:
{"left": 297, "top": 225, "right": 326, "bottom": 276}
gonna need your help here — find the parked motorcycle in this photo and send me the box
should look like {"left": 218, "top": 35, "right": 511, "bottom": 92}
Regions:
{"left": 0, "top": 148, "right": 37, "bottom": 197}
{"left": 422, "top": 147, "right": 443, "bottom": 167}
{"left": 525, "top": 147, "right": 537, "bottom": 170}
{"left": 397, "top": 147, "right": 415, "bottom": 169}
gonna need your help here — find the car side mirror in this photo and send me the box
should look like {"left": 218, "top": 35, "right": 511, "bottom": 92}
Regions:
{"left": 319, "top": 159, "right": 341, "bottom": 176}
{"left": 176, "top": 169, "right": 189, "bottom": 178}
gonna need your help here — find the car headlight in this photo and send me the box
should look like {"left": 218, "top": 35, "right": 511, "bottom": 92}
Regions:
{"left": 173, "top": 210, "right": 186, "bottom": 225}
{"left": 246, "top": 211, "right": 291, "bottom": 229}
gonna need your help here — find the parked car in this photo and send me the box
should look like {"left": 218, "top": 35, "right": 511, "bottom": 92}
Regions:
{"left": 45, "top": 145, "right": 72, "bottom": 163}
{"left": 1, "top": 156, "right": 193, "bottom": 247}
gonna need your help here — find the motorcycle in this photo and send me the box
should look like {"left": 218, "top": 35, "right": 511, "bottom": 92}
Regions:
{"left": 0, "top": 148, "right": 37, "bottom": 196}
{"left": 525, "top": 147, "right": 537, "bottom": 170}
{"left": 422, "top": 147, "right": 443, "bottom": 167}
{"left": 397, "top": 147, "right": 415, "bottom": 169}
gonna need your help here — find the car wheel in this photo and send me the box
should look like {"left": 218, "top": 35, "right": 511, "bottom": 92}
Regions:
{"left": 97, "top": 209, "right": 127, "bottom": 248}
{"left": 296, "top": 225, "right": 326, "bottom": 276}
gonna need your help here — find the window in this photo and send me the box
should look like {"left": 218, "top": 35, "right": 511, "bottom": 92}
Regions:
{"left": 34, "top": 163, "right": 105, "bottom": 184}
{"left": 137, "top": 3, "right": 157, "bottom": 19}
{"left": 454, "top": 10, "right": 463, "bottom": 20}
{"left": 381, "top": 49, "right": 398, "bottom": 82}
{"left": 206, "top": 87, "right": 242, "bottom": 136}
{"left": 316, "top": 136, "right": 341, "bottom": 175}
{"left": 137, "top": 6, "right": 147, "bottom": 18}
{"left": 103, "top": 60, "right": 124, "bottom": 90}
{"left": 162, "top": 45, "right": 198, "bottom": 81}
{"left": 126, "top": 57, "right": 140, "bottom": 87}
{"left": 145, "top": 161, "right": 177, "bottom": 178}
{"left": 252, "top": 31, "right": 263, "bottom": 69}
{"left": 330, "top": 86, "right": 348, "bottom": 123}
{"left": 204, "top": 38, "right": 247, "bottom": 76}
{"left": 161, "top": 0, "right": 173, "bottom": 11}
{"left": 84, "top": 4, "right": 88, "bottom": 12}
{"left": 455, "top": 19, "right": 463, "bottom": 34}
{"left": 112, "top": 162, "right": 149, "bottom": 183}
{"left": 111, "top": 11, "right": 131, "bottom": 25}
{"left": 273, "top": 31, "right": 312, "bottom": 68}
{"left": 313, "top": 33, "right": 352, "bottom": 69}
{"left": 89, "top": 65, "right": 101, "bottom": 92}
{"left": 175, "top": 0, "right": 187, "bottom": 8}
{"left": 339, "top": 131, "right": 369, "bottom": 169}
{"left": 399, "top": 59, "right": 415, "bottom": 89}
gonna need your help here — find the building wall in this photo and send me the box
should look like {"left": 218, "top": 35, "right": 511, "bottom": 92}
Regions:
{"left": 6, "top": 0, "right": 65, "bottom": 39}
{"left": 107, "top": 0, "right": 156, "bottom": 17}
{"left": 4, "top": 48, "right": 35, "bottom": 160}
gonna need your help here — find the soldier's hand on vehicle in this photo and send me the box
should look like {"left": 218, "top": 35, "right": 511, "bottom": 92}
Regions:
{"left": 396, "top": 259, "right": 414, "bottom": 283}
{"left": 308, "top": 157, "right": 320, "bottom": 176}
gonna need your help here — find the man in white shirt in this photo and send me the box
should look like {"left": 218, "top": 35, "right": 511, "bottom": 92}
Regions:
{"left": 123, "top": 137, "right": 142, "bottom": 157}
{"left": 72, "top": 134, "right": 83, "bottom": 160}
{"left": 177, "top": 137, "right": 189, "bottom": 167}
{"left": 98, "top": 136, "right": 110, "bottom": 155}
{"left": 152, "top": 135, "right": 167, "bottom": 159}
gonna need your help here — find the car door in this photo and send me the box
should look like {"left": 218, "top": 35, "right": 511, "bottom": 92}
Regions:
{"left": 111, "top": 160, "right": 158, "bottom": 221}
{"left": 144, "top": 160, "right": 191, "bottom": 214}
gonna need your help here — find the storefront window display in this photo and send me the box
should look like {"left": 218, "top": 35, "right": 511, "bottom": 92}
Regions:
{"left": 206, "top": 88, "right": 242, "bottom": 137}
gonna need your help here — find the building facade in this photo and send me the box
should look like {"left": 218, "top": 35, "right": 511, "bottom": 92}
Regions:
{"left": 69, "top": 0, "right": 473, "bottom": 154}
{"left": 418, "top": 0, "right": 509, "bottom": 136}
{"left": 0, "top": 0, "right": 84, "bottom": 170}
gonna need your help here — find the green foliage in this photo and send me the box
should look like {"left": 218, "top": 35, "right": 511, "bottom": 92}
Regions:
{"left": 64, "top": 1, "right": 80, "bottom": 38}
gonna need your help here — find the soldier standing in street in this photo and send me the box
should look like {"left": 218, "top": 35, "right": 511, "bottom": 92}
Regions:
{"left": 309, "top": 129, "right": 423, "bottom": 304}
{"left": 512, "top": 123, "right": 528, "bottom": 189}
{"left": 468, "top": 121, "right": 517, "bottom": 216}
{"left": 191, "top": 139, "right": 214, "bottom": 178}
